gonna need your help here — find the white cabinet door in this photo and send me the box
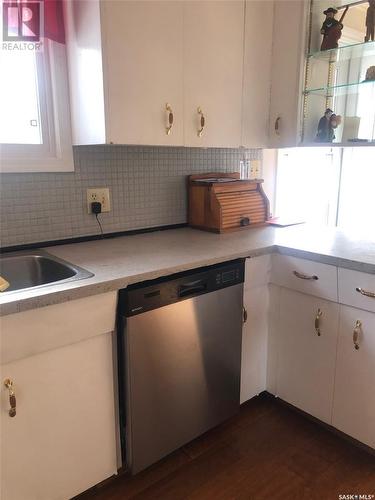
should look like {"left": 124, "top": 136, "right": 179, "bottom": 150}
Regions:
{"left": 1, "top": 333, "right": 117, "bottom": 500}
{"left": 276, "top": 288, "right": 339, "bottom": 423}
{"left": 269, "top": 0, "right": 308, "bottom": 147}
{"left": 241, "top": 0, "right": 273, "bottom": 148}
{"left": 241, "top": 284, "right": 269, "bottom": 403}
{"left": 101, "top": 1, "right": 184, "bottom": 145}
{"left": 332, "top": 306, "right": 375, "bottom": 449}
{"left": 183, "top": 1, "right": 244, "bottom": 147}
{"left": 241, "top": 256, "right": 271, "bottom": 403}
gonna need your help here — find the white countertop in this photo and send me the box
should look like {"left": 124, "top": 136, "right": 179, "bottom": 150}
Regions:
{"left": 1, "top": 224, "right": 374, "bottom": 316}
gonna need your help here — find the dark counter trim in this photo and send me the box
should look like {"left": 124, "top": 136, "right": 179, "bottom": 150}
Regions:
{"left": 0, "top": 223, "right": 188, "bottom": 254}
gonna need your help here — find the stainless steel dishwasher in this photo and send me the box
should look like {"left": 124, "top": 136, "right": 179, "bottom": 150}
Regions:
{"left": 117, "top": 259, "right": 244, "bottom": 474}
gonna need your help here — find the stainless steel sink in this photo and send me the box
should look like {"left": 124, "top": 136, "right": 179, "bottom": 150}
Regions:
{"left": 0, "top": 250, "right": 94, "bottom": 293}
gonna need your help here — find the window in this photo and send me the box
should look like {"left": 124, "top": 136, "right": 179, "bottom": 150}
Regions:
{"left": 275, "top": 147, "right": 375, "bottom": 231}
{"left": 0, "top": 50, "right": 42, "bottom": 144}
{"left": 337, "top": 148, "right": 375, "bottom": 233}
{"left": 0, "top": 39, "right": 73, "bottom": 172}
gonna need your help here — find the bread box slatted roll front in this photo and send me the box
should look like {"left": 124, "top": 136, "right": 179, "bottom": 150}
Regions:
{"left": 188, "top": 173, "right": 270, "bottom": 233}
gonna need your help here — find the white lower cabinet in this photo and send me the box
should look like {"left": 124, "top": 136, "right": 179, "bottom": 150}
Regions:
{"left": 332, "top": 305, "right": 375, "bottom": 449}
{"left": 0, "top": 293, "right": 118, "bottom": 500}
{"left": 1, "top": 333, "right": 117, "bottom": 500}
{"left": 276, "top": 288, "right": 339, "bottom": 424}
{"left": 241, "top": 256, "right": 271, "bottom": 403}
{"left": 241, "top": 284, "right": 269, "bottom": 403}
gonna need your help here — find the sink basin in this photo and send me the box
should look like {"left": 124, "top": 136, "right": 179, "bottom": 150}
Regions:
{"left": 0, "top": 251, "right": 94, "bottom": 293}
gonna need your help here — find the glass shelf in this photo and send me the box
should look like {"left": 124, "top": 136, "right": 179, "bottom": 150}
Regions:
{"left": 303, "top": 0, "right": 375, "bottom": 145}
{"left": 307, "top": 41, "right": 375, "bottom": 62}
{"left": 304, "top": 79, "right": 375, "bottom": 96}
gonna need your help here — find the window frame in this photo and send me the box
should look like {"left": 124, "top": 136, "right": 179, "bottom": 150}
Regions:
{"left": 0, "top": 40, "right": 74, "bottom": 173}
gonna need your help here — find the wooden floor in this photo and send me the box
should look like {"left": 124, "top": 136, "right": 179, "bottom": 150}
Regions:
{"left": 78, "top": 394, "right": 375, "bottom": 500}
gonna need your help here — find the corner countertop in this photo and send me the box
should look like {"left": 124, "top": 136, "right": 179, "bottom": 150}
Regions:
{"left": 1, "top": 224, "right": 374, "bottom": 316}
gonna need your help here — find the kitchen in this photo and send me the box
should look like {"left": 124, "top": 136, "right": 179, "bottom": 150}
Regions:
{"left": 0, "top": 1, "right": 375, "bottom": 499}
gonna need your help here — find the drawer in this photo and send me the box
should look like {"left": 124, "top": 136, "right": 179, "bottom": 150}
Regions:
{"left": 270, "top": 254, "right": 338, "bottom": 302}
{"left": 338, "top": 268, "right": 375, "bottom": 313}
{"left": 0, "top": 291, "right": 117, "bottom": 364}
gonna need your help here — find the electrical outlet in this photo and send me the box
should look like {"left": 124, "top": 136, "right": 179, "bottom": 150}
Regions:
{"left": 87, "top": 188, "right": 111, "bottom": 214}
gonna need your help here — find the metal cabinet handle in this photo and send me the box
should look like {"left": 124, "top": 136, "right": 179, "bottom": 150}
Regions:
{"left": 4, "top": 378, "right": 16, "bottom": 417}
{"left": 197, "top": 107, "right": 205, "bottom": 137}
{"left": 275, "top": 116, "right": 281, "bottom": 136}
{"left": 356, "top": 287, "right": 375, "bottom": 299}
{"left": 243, "top": 306, "right": 248, "bottom": 324}
{"left": 315, "top": 309, "right": 322, "bottom": 336}
{"left": 293, "top": 270, "right": 319, "bottom": 281}
{"left": 165, "top": 103, "right": 174, "bottom": 135}
{"left": 353, "top": 319, "right": 362, "bottom": 350}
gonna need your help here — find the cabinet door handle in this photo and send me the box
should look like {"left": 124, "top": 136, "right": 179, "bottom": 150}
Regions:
{"left": 165, "top": 103, "right": 174, "bottom": 135}
{"left": 197, "top": 107, "right": 205, "bottom": 137}
{"left": 4, "top": 378, "right": 16, "bottom": 417}
{"left": 353, "top": 319, "right": 362, "bottom": 350}
{"left": 315, "top": 308, "right": 322, "bottom": 336}
{"left": 275, "top": 116, "right": 281, "bottom": 136}
{"left": 356, "top": 287, "right": 375, "bottom": 299}
{"left": 243, "top": 306, "right": 248, "bottom": 324}
{"left": 293, "top": 270, "right": 319, "bottom": 281}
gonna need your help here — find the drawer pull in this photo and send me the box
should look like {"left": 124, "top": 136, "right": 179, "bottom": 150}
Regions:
{"left": 165, "top": 103, "right": 174, "bottom": 135}
{"left": 353, "top": 319, "right": 362, "bottom": 350}
{"left": 315, "top": 308, "right": 322, "bottom": 336}
{"left": 4, "top": 378, "right": 16, "bottom": 417}
{"left": 293, "top": 270, "right": 319, "bottom": 281}
{"left": 197, "top": 107, "right": 205, "bottom": 137}
{"left": 356, "top": 287, "right": 375, "bottom": 299}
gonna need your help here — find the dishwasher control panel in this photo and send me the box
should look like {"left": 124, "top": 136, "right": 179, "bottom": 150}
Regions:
{"left": 216, "top": 268, "right": 240, "bottom": 286}
{"left": 119, "top": 259, "right": 245, "bottom": 317}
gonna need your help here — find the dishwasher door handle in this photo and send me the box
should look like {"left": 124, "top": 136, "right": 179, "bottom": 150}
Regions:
{"left": 178, "top": 281, "right": 207, "bottom": 298}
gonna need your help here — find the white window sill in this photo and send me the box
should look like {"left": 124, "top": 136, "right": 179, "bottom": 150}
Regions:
{"left": 0, "top": 153, "right": 74, "bottom": 173}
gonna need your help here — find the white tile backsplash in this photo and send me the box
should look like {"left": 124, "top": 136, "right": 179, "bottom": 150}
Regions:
{"left": 0, "top": 145, "right": 261, "bottom": 247}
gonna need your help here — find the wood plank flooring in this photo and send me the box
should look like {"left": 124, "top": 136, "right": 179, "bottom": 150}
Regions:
{"left": 77, "top": 394, "right": 375, "bottom": 500}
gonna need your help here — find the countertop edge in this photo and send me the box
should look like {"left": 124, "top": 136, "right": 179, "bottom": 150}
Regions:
{"left": 276, "top": 246, "right": 375, "bottom": 275}
{"left": 1, "top": 240, "right": 374, "bottom": 317}
{"left": 0, "top": 245, "right": 275, "bottom": 316}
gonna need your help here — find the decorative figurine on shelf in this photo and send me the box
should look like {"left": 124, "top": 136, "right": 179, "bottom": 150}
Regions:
{"left": 365, "top": 65, "right": 375, "bottom": 80}
{"left": 365, "top": 0, "right": 375, "bottom": 42}
{"left": 316, "top": 109, "right": 342, "bottom": 143}
{"left": 320, "top": 6, "right": 349, "bottom": 50}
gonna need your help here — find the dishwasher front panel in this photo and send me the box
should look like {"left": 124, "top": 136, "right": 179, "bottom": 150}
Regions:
{"left": 124, "top": 283, "right": 243, "bottom": 474}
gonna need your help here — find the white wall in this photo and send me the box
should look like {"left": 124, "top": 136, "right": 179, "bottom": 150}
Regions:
{"left": 262, "top": 149, "right": 278, "bottom": 217}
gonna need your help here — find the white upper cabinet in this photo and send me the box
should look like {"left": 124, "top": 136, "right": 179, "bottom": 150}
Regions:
{"left": 241, "top": 1, "right": 273, "bottom": 148}
{"left": 101, "top": 1, "right": 184, "bottom": 146}
{"left": 183, "top": 1, "right": 244, "bottom": 148}
{"left": 65, "top": 0, "right": 310, "bottom": 149}
{"left": 65, "top": 0, "right": 184, "bottom": 146}
{"left": 65, "top": 0, "right": 245, "bottom": 148}
{"left": 269, "top": 0, "right": 309, "bottom": 148}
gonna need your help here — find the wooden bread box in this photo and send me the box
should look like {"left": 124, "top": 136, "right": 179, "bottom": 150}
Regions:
{"left": 188, "top": 172, "right": 270, "bottom": 233}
